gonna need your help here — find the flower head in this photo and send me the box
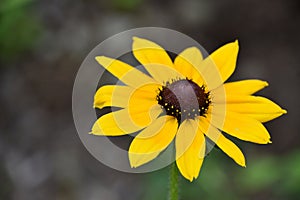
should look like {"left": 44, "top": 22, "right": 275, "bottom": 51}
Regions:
{"left": 91, "top": 37, "right": 286, "bottom": 181}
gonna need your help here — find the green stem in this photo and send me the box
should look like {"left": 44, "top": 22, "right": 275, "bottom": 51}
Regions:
{"left": 168, "top": 161, "right": 179, "bottom": 200}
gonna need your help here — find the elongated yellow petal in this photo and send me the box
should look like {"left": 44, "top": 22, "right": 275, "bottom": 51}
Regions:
{"left": 212, "top": 80, "right": 269, "bottom": 97}
{"left": 199, "top": 117, "right": 246, "bottom": 167}
{"left": 212, "top": 95, "right": 286, "bottom": 122}
{"left": 95, "top": 56, "right": 156, "bottom": 88}
{"left": 226, "top": 96, "right": 286, "bottom": 119}
{"left": 175, "top": 119, "right": 199, "bottom": 158}
{"left": 214, "top": 95, "right": 283, "bottom": 109}
{"left": 142, "top": 63, "right": 185, "bottom": 84}
{"left": 224, "top": 80, "right": 268, "bottom": 95}
{"left": 197, "top": 57, "right": 224, "bottom": 91}
{"left": 174, "top": 47, "right": 204, "bottom": 85}
{"left": 128, "top": 83, "right": 161, "bottom": 103}
{"left": 175, "top": 119, "right": 205, "bottom": 182}
{"left": 209, "top": 111, "right": 271, "bottom": 144}
{"left": 210, "top": 40, "right": 239, "bottom": 82}
{"left": 217, "top": 134, "right": 246, "bottom": 167}
{"left": 130, "top": 104, "right": 163, "bottom": 128}
{"left": 246, "top": 112, "right": 286, "bottom": 123}
{"left": 94, "top": 83, "right": 162, "bottom": 127}
{"left": 132, "top": 37, "right": 174, "bottom": 67}
{"left": 128, "top": 83, "right": 163, "bottom": 126}
{"left": 91, "top": 109, "right": 146, "bottom": 136}
{"left": 94, "top": 85, "right": 134, "bottom": 109}
{"left": 129, "top": 116, "right": 178, "bottom": 167}
{"left": 132, "top": 37, "right": 183, "bottom": 84}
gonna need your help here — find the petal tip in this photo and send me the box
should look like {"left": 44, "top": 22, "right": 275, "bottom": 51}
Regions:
{"left": 189, "top": 46, "right": 201, "bottom": 52}
{"left": 282, "top": 109, "right": 287, "bottom": 114}
{"left": 95, "top": 56, "right": 104, "bottom": 61}
{"left": 130, "top": 164, "right": 136, "bottom": 168}
{"left": 132, "top": 36, "right": 146, "bottom": 42}
{"left": 129, "top": 156, "right": 136, "bottom": 168}
{"left": 183, "top": 174, "right": 195, "bottom": 182}
{"left": 242, "top": 158, "right": 246, "bottom": 167}
{"left": 263, "top": 81, "right": 269, "bottom": 87}
{"left": 95, "top": 56, "right": 110, "bottom": 65}
{"left": 238, "top": 159, "right": 246, "bottom": 167}
{"left": 239, "top": 163, "right": 246, "bottom": 168}
{"left": 132, "top": 36, "right": 140, "bottom": 41}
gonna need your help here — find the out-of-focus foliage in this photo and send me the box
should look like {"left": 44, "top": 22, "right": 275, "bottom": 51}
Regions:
{"left": 0, "top": 163, "right": 13, "bottom": 200}
{"left": 0, "top": 0, "right": 41, "bottom": 62}
{"left": 145, "top": 149, "right": 300, "bottom": 200}
{"left": 111, "top": 0, "right": 143, "bottom": 11}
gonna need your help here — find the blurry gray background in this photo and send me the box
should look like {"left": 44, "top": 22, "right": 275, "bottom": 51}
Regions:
{"left": 0, "top": 0, "right": 299, "bottom": 199}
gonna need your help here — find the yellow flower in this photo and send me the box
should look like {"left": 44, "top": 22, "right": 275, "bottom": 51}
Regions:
{"left": 91, "top": 37, "right": 286, "bottom": 181}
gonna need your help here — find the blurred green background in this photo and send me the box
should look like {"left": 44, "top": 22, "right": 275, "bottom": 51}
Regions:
{"left": 0, "top": 0, "right": 298, "bottom": 199}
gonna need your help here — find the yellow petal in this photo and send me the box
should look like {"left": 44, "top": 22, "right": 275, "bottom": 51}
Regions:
{"left": 197, "top": 57, "right": 224, "bottom": 90}
{"left": 224, "top": 80, "right": 268, "bottom": 95}
{"left": 132, "top": 37, "right": 183, "bottom": 84}
{"left": 128, "top": 83, "right": 163, "bottom": 126}
{"left": 212, "top": 95, "right": 286, "bottom": 123}
{"left": 212, "top": 80, "right": 269, "bottom": 97}
{"left": 95, "top": 56, "right": 156, "bottom": 88}
{"left": 174, "top": 47, "right": 204, "bottom": 85}
{"left": 94, "top": 82, "right": 162, "bottom": 128}
{"left": 210, "top": 40, "right": 239, "bottom": 82}
{"left": 132, "top": 37, "right": 174, "bottom": 67}
{"left": 247, "top": 112, "right": 286, "bottom": 123}
{"left": 210, "top": 110, "right": 271, "bottom": 144}
{"left": 175, "top": 119, "right": 205, "bottom": 182}
{"left": 129, "top": 116, "right": 178, "bottom": 167}
{"left": 130, "top": 104, "right": 163, "bottom": 128}
{"left": 91, "top": 109, "right": 146, "bottom": 136}
{"left": 226, "top": 96, "right": 285, "bottom": 116}
{"left": 199, "top": 117, "right": 246, "bottom": 167}
{"left": 217, "top": 134, "right": 246, "bottom": 167}
{"left": 175, "top": 119, "right": 199, "bottom": 158}
{"left": 94, "top": 85, "right": 134, "bottom": 109}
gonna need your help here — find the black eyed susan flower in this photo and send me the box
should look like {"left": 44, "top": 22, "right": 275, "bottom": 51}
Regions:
{"left": 91, "top": 37, "right": 286, "bottom": 181}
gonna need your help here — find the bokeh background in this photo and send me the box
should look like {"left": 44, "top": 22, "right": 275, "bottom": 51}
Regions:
{"left": 0, "top": 0, "right": 299, "bottom": 199}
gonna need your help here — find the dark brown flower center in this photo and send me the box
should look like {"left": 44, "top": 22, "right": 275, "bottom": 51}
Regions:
{"left": 157, "top": 78, "right": 210, "bottom": 122}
